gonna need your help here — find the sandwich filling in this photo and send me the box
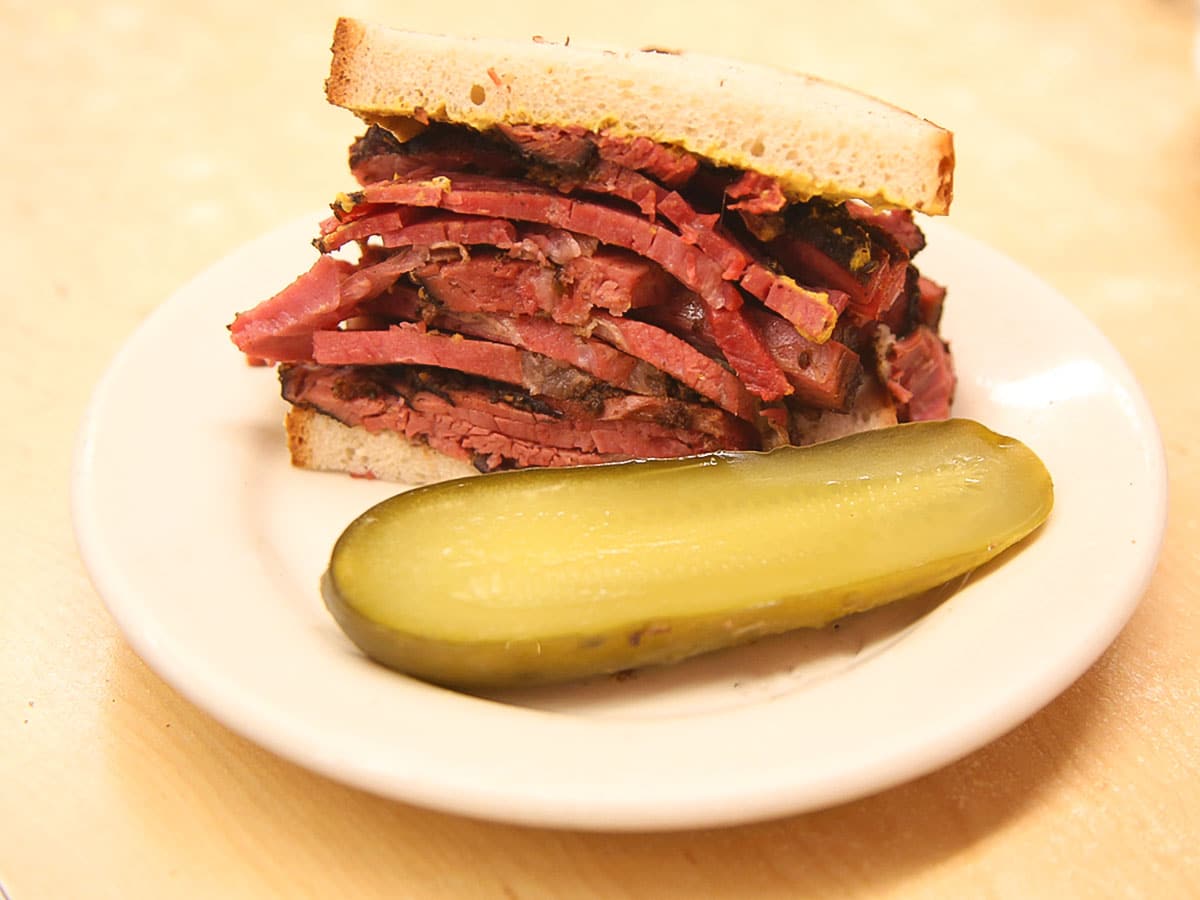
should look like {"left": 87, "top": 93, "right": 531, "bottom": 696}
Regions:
{"left": 230, "top": 122, "right": 955, "bottom": 472}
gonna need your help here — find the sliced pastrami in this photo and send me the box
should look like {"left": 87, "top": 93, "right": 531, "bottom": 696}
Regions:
{"left": 768, "top": 235, "right": 912, "bottom": 332}
{"left": 656, "top": 190, "right": 751, "bottom": 278}
{"left": 339, "top": 246, "right": 433, "bottom": 304}
{"left": 845, "top": 202, "right": 927, "bottom": 255}
{"left": 348, "top": 123, "right": 525, "bottom": 185}
{"left": 562, "top": 160, "right": 663, "bottom": 217}
{"left": 492, "top": 124, "right": 700, "bottom": 187}
{"left": 359, "top": 175, "right": 792, "bottom": 399}
{"left": 560, "top": 251, "right": 675, "bottom": 315}
{"left": 319, "top": 212, "right": 520, "bottom": 254}
{"left": 237, "top": 333, "right": 319, "bottom": 364}
{"left": 767, "top": 235, "right": 868, "bottom": 310}
{"left": 380, "top": 216, "right": 519, "bottom": 251}
{"left": 724, "top": 171, "right": 788, "bottom": 214}
{"left": 363, "top": 169, "right": 837, "bottom": 346}
{"left": 417, "top": 254, "right": 570, "bottom": 321}
{"left": 360, "top": 175, "right": 732, "bottom": 303}
{"left": 586, "top": 313, "right": 759, "bottom": 422}
{"left": 281, "top": 364, "right": 755, "bottom": 470}
{"left": 745, "top": 308, "right": 862, "bottom": 411}
{"left": 513, "top": 226, "right": 598, "bottom": 266}
{"left": 365, "top": 288, "right": 677, "bottom": 402}
{"left": 281, "top": 363, "right": 623, "bottom": 469}
{"left": 314, "top": 323, "right": 523, "bottom": 383}
{"left": 569, "top": 164, "right": 839, "bottom": 341}
{"left": 637, "top": 293, "right": 861, "bottom": 412}
{"left": 238, "top": 120, "right": 953, "bottom": 472}
{"left": 594, "top": 132, "right": 699, "bottom": 187}
{"left": 347, "top": 124, "right": 410, "bottom": 169}
{"left": 230, "top": 254, "right": 355, "bottom": 361}
{"left": 369, "top": 282, "right": 759, "bottom": 423}
{"left": 343, "top": 127, "right": 923, "bottom": 348}
{"left": 740, "top": 264, "right": 845, "bottom": 341}
{"left": 916, "top": 273, "right": 947, "bottom": 329}
{"left": 414, "top": 250, "right": 671, "bottom": 326}
{"left": 316, "top": 208, "right": 418, "bottom": 252}
{"left": 886, "top": 326, "right": 955, "bottom": 421}
{"left": 496, "top": 123, "right": 596, "bottom": 169}
{"left": 865, "top": 250, "right": 913, "bottom": 333}
{"left": 700, "top": 303, "right": 790, "bottom": 402}
{"left": 633, "top": 292, "right": 724, "bottom": 359}
{"left": 313, "top": 322, "right": 617, "bottom": 404}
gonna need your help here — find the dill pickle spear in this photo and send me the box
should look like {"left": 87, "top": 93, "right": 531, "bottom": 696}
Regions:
{"left": 323, "top": 418, "right": 1053, "bottom": 689}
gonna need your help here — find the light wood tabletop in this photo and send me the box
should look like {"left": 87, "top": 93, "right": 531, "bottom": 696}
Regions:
{"left": 5, "top": 0, "right": 1198, "bottom": 896}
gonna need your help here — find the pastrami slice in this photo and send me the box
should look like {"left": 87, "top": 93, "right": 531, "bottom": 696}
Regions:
{"left": 233, "top": 114, "right": 954, "bottom": 475}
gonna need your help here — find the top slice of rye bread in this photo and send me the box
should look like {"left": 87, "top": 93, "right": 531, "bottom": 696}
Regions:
{"left": 325, "top": 18, "right": 954, "bottom": 215}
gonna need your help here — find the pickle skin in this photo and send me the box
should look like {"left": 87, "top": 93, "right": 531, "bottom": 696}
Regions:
{"left": 323, "top": 419, "right": 1054, "bottom": 690}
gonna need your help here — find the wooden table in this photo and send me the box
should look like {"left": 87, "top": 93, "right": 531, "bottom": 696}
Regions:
{"left": 5, "top": 1, "right": 1197, "bottom": 895}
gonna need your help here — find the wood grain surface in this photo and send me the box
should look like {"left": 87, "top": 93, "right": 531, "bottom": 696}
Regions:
{"left": 3, "top": 1, "right": 1197, "bottom": 896}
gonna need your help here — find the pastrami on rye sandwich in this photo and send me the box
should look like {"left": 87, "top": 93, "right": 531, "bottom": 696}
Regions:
{"left": 229, "top": 17, "right": 957, "bottom": 483}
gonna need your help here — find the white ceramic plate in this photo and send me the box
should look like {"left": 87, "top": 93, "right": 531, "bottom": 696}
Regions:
{"left": 73, "top": 216, "right": 1167, "bottom": 831}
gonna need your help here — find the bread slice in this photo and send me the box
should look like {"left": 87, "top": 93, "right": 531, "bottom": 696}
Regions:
{"left": 326, "top": 18, "right": 954, "bottom": 214}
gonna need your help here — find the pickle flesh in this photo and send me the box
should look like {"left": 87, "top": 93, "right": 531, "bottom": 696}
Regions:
{"left": 323, "top": 418, "right": 1053, "bottom": 689}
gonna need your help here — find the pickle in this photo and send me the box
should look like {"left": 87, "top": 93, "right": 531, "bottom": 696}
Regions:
{"left": 323, "top": 418, "right": 1053, "bottom": 689}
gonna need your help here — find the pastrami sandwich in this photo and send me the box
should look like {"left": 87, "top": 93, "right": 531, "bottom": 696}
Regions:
{"left": 230, "top": 17, "right": 957, "bottom": 484}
